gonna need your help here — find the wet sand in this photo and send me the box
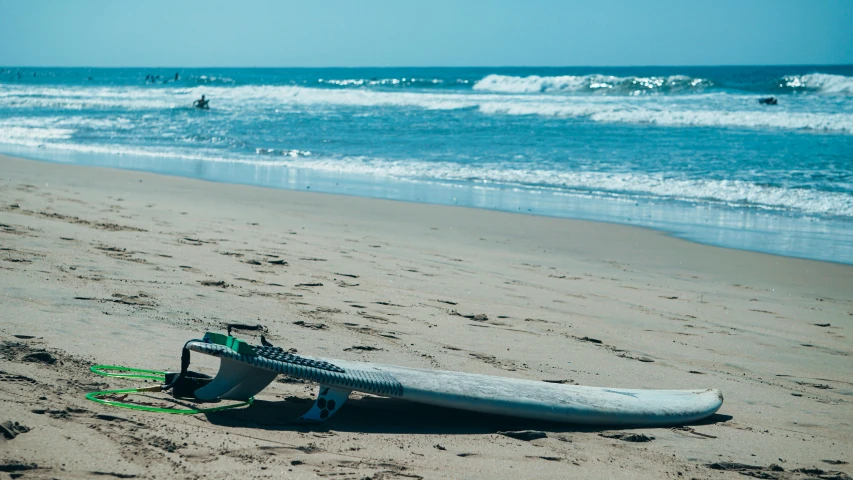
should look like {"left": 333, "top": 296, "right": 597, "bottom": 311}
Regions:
{"left": 1, "top": 153, "right": 851, "bottom": 479}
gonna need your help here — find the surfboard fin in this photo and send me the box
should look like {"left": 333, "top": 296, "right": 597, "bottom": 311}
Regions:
{"left": 298, "top": 385, "right": 352, "bottom": 422}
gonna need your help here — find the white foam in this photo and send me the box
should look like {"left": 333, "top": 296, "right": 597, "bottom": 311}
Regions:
{"left": 4, "top": 140, "right": 297, "bottom": 169}
{"left": 588, "top": 109, "right": 853, "bottom": 134}
{"left": 191, "top": 75, "right": 236, "bottom": 85}
{"left": 0, "top": 84, "right": 478, "bottom": 111}
{"left": 476, "top": 99, "right": 853, "bottom": 134}
{"left": 0, "top": 116, "right": 134, "bottom": 147}
{"left": 0, "top": 85, "right": 182, "bottom": 110}
{"left": 0, "top": 118, "right": 74, "bottom": 145}
{"left": 0, "top": 126, "right": 73, "bottom": 145}
{"left": 2, "top": 83, "right": 852, "bottom": 137}
{"left": 5, "top": 134, "right": 850, "bottom": 217}
{"left": 263, "top": 157, "right": 853, "bottom": 217}
{"left": 473, "top": 75, "right": 591, "bottom": 93}
{"left": 255, "top": 147, "right": 311, "bottom": 157}
{"left": 202, "top": 85, "right": 853, "bottom": 133}
{"left": 318, "top": 77, "right": 458, "bottom": 87}
{"left": 782, "top": 73, "right": 853, "bottom": 95}
{"left": 472, "top": 74, "right": 713, "bottom": 94}
{"left": 208, "top": 85, "right": 478, "bottom": 111}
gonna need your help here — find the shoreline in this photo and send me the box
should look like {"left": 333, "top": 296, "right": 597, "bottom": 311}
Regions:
{"left": 1, "top": 153, "right": 851, "bottom": 478}
{"left": 3, "top": 144, "right": 852, "bottom": 266}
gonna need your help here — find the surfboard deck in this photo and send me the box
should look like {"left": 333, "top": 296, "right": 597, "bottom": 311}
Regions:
{"left": 186, "top": 334, "right": 723, "bottom": 427}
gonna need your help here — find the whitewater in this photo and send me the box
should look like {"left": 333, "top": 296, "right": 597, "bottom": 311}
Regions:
{"left": 1, "top": 66, "right": 852, "bottom": 263}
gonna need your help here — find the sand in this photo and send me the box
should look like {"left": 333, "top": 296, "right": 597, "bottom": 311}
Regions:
{"left": 1, "top": 153, "right": 851, "bottom": 479}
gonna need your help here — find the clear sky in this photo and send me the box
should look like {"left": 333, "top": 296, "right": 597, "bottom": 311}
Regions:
{"left": 1, "top": 0, "right": 851, "bottom": 67}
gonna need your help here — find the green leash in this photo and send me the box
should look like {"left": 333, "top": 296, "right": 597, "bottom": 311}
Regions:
{"left": 91, "top": 365, "right": 167, "bottom": 381}
{"left": 85, "top": 365, "right": 253, "bottom": 415}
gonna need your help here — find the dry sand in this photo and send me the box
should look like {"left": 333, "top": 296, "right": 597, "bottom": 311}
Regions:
{"left": 1, "top": 153, "right": 851, "bottom": 479}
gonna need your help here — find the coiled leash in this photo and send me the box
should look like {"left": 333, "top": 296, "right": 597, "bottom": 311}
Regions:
{"left": 85, "top": 339, "right": 253, "bottom": 414}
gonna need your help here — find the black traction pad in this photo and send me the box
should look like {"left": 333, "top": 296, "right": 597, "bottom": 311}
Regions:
{"left": 253, "top": 345, "right": 345, "bottom": 373}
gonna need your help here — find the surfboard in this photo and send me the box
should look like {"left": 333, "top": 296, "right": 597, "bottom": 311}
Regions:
{"left": 186, "top": 333, "right": 723, "bottom": 426}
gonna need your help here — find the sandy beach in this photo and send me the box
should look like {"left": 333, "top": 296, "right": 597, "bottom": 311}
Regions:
{"left": 1, "top": 153, "right": 851, "bottom": 479}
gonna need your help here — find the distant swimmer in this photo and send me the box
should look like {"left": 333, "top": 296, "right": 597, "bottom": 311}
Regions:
{"left": 758, "top": 97, "right": 778, "bottom": 105}
{"left": 175, "top": 72, "right": 179, "bottom": 81}
{"left": 193, "top": 94, "right": 210, "bottom": 110}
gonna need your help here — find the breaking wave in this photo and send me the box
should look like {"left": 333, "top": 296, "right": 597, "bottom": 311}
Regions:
{"left": 188, "top": 74, "right": 236, "bottom": 86}
{"left": 476, "top": 103, "right": 853, "bottom": 134}
{"left": 2, "top": 84, "right": 852, "bottom": 134}
{"left": 473, "top": 74, "right": 715, "bottom": 95}
{"left": 781, "top": 73, "right": 853, "bottom": 95}
{"left": 474, "top": 73, "right": 853, "bottom": 96}
{"left": 251, "top": 157, "right": 853, "bottom": 218}
{"left": 3, "top": 132, "right": 850, "bottom": 218}
{"left": 317, "top": 77, "right": 471, "bottom": 89}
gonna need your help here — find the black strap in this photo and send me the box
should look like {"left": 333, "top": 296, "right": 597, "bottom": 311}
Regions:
{"left": 162, "top": 340, "right": 212, "bottom": 399}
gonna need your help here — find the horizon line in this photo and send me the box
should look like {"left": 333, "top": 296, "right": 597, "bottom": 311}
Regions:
{"left": 2, "top": 63, "right": 852, "bottom": 69}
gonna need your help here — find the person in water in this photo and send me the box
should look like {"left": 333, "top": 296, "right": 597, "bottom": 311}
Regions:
{"left": 193, "top": 95, "right": 210, "bottom": 109}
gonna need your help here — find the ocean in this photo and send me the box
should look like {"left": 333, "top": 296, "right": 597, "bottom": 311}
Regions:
{"left": 1, "top": 66, "right": 852, "bottom": 264}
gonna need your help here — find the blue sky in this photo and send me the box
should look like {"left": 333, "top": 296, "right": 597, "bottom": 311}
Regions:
{"left": 1, "top": 0, "right": 851, "bottom": 67}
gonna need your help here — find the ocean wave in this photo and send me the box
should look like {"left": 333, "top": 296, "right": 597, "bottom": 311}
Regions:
{"left": 255, "top": 147, "right": 312, "bottom": 157}
{"left": 0, "top": 116, "right": 137, "bottom": 144}
{"left": 472, "top": 74, "right": 714, "bottom": 95}
{"left": 476, "top": 101, "right": 853, "bottom": 134}
{"left": 2, "top": 84, "right": 852, "bottom": 134}
{"left": 191, "top": 86, "right": 853, "bottom": 133}
{"left": 264, "top": 157, "right": 853, "bottom": 217}
{"left": 0, "top": 84, "right": 475, "bottom": 111}
{"left": 0, "top": 118, "right": 77, "bottom": 145}
{"left": 0, "top": 85, "right": 183, "bottom": 110}
{"left": 588, "top": 109, "right": 853, "bottom": 133}
{"left": 473, "top": 73, "right": 853, "bottom": 97}
{"left": 0, "top": 140, "right": 308, "bottom": 169}
{"left": 781, "top": 73, "right": 853, "bottom": 95}
{"left": 188, "top": 75, "right": 236, "bottom": 86}
{"left": 0, "top": 126, "right": 73, "bottom": 145}
{"left": 2, "top": 134, "right": 850, "bottom": 217}
{"left": 317, "top": 77, "right": 471, "bottom": 88}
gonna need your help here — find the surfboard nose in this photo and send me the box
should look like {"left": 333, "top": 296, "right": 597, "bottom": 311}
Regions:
{"left": 711, "top": 388, "right": 724, "bottom": 405}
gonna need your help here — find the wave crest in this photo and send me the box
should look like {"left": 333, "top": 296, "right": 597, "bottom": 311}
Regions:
{"left": 473, "top": 74, "right": 714, "bottom": 95}
{"left": 317, "top": 77, "right": 470, "bottom": 89}
{"left": 188, "top": 75, "right": 236, "bottom": 86}
{"left": 781, "top": 73, "right": 853, "bottom": 95}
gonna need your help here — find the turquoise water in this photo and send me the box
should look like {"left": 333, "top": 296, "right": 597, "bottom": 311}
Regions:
{"left": 1, "top": 66, "right": 852, "bottom": 263}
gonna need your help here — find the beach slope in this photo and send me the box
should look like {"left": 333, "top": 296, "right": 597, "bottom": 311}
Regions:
{"left": 1, "top": 154, "right": 851, "bottom": 479}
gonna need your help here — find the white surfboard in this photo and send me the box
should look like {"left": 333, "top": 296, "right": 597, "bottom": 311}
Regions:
{"left": 186, "top": 334, "right": 723, "bottom": 427}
